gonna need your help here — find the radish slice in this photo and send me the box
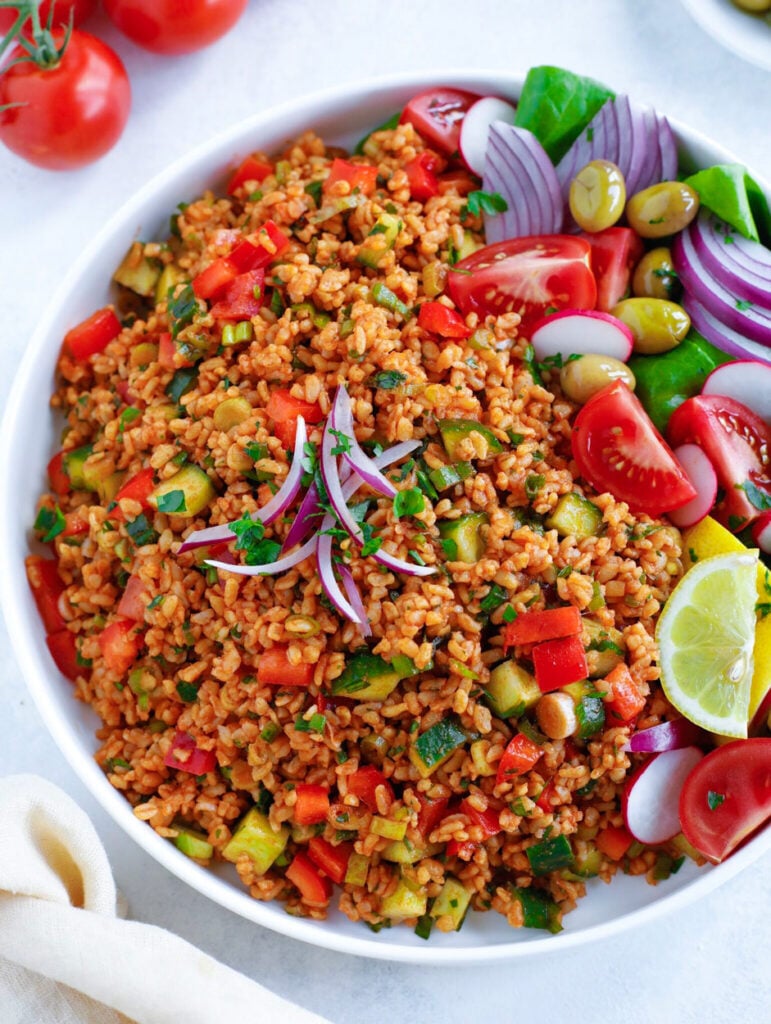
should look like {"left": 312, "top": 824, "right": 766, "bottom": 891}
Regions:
{"left": 459, "top": 96, "right": 517, "bottom": 175}
{"left": 622, "top": 746, "right": 704, "bottom": 845}
{"left": 751, "top": 510, "right": 771, "bottom": 554}
{"left": 668, "top": 444, "right": 719, "bottom": 528}
{"left": 529, "top": 310, "right": 634, "bottom": 362}
{"left": 624, "top": 718, "right": 705, "bottom": 754}
{"left": 702, "top": 360, "right": 771, "bottom": 425}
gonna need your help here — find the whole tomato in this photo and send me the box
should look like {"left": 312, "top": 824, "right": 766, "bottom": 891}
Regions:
{"left": 0, "top": 1, "right": 96, "bottom": 32}
{"left": 0, "top": 29, "right": 131, "bottom": 170}
{"left": 103, "top": 0, "right": 249, "bottom": 55}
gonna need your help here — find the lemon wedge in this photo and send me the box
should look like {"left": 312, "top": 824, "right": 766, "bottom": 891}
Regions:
{"left": 656, "top": 549, "right": 758, "bottom": 738}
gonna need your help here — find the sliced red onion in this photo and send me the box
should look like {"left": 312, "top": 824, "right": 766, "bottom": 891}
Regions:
{"left": 683, "top": 294, "right": 771, "bottom": 363}
{"left": 373, "top": 439, "right": 421, "bottom": 468}
{"left": 657, "top": 113, "right": 678, "bottom": 183}
{"left": 623, "top": 102, "right": 653, "bottom": 198}
{"left": 281, "top": 481, "right": 322, "bottom": 552}
{"left": 329, "top": 387, "right": 397, "bottom": 497}
{"left": 623, "top": 718, "right": 705, "bottom": 754}
{"left": 339, "top": 563, "right": 372, "bottom": 638}
{"left": 316, "top": 523, "right": 361, "bottom": 623}
{"left": 204, "top": 534, "right": 317, "bottom": 576}
{"left": 556, "top": 97, "right": 618, "bottom": 197}
{"left": 688, "top": 212, "right": 771, "bottom": 307}
{"left": 482, "top": 123, "right": 563, "bottom": 242}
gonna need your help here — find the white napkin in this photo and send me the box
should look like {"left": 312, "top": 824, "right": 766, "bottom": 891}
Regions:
{"left": 0, "top": 775, "right": 332, "bottom": 1024}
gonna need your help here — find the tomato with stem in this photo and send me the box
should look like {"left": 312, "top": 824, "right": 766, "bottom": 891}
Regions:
{"left": 0, "top": 1, "right": 95, "bottom": 33}
{"left": 103, "top": 0, "right": 248, "bottom": 56}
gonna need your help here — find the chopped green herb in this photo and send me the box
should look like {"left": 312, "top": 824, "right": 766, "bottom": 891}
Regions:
{"left": 728, "top": 514, "right": 749, "bottom": 532}
{"left": 261, "top": 723, "right": 280, "bottom": 742}
{"left": 176, "top": 681, "right": 199, "bottom": 703}
{"left": 118, "top": 406, "right": 142, "bottom": 435}
{"left": 736, "top": 299, "right": 753, "bottom": 311}
{"left": 408, "top": 549, "right": 426, "bottom": 566}
{"left": 370, "top": 370, "right": 407, "bottom": 390}
{"left": 229, "top": 512, "right": 281, "bottom": 566}
{"left": 147, "top": 595, "right": 164, "bottom": 610}
{"left": 329, "top": 428, "right": 351, "bottom": 456}
{"left": 34, "top": 505, "right": 66, "bottom": 542}
{"left": 440, "top": 537, "right": 458, "bottom": 560}
{"left": 707, "top": 790, "right": 726, "bottom": 811}
{"left": 126, "top": 514, "right": 158, "bottom": 547}
{"left": 295, "top": 713, "right": 327, "bottom": 733}
{"left": 507, "top": 431, "right": 525, "bottom": 445}
{"left": 741, "top": 479, "right": 771, "bottom": 512}
{"left": 166, "top": 367, "right": 198, "bottom": 404}
{"left": 168, "top": 284, "right": 198, "bottom": 339}
{"left": 304, "top": 180, "right": 323, "bottom": 205}
{"left": 525, "top": 474, "right": 546, "bottom": 500}
{"left": 393, "top": 486, "right": 425, "bottom": 519}
{"left": 462, "top": 190, "right": 508, "bottom": 221}
{"left": 270, "top": 289, "right": 285, "bottom": 317}
{"left": 371, "top": 281, "right": 410, "bottom": 318}
{"left": 479, "top": 583, "right": 507, "bottom": 619}
{"left": 156, "top": 489, "right": 187, "bottom": 514}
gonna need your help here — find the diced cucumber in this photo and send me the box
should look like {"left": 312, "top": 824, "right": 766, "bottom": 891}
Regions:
{"left": 390, "top": 654, "right": 422, "bottom": 678}
{"left": 155, "top": 263, "right": 186, "bottom": 305}
{"left": 332, "top": 652, "right": 409, "bottom": 701}
{"left": 174, "top": 827, "right": 213, "bottom": 861}
{"left": 128, "top": 668, "right": 152, "bottom": 710}
{"left": 470, "top": 739, "right": 496, "bottom": 776}
{"left": 582, "top": 620, "right": 625, "bottom": 678}
{"left": 381, "top": 839, "right": 441, "bottom": 864}
{"left": 290, "top": 303, "right": 330, "bottom": 329}
{"left": 380, "top": 877, "right": 428, "bottom": 919}
{"left": 427, "top": 461, "right": 475, "bottom": 492}
{"left": 509, "top": 886, "right": 563, "bottom": 933}
{"left": 569, "top": 842, "right": 602, "bottom": 879}
{"left": 130, "top": 341, "right": 159, "bottom": 367}
{"left": 371, "top": 816, "right": 408, "bottom": 841}
{"left": 438, "top": 512, "right": 488, "bottom": 563}
{"left": 408, "top": 715, "right": 467, "bottom": 778}
{"left": 113, "top": 242, "right": 161, "bottom": 297}
{"left": 526, "top": 834, "right": 574, "bottom": 876}
{"left": 545, "top": 492, "right": 602, "bottom": 540}
{"left": 82, "top": 456, "right": 118, "bottom": 494}
{"left": 213, "top": 397, "right": 252, "bottom": 432}
{"left": 357, "top": 212, "right": 401, "bottom": 268}
{"left": 98, "top": 472, "right": 124, "bottom": 504}
{"left": 63, "top": 445, "right": 94, "bottom": 491}
{"left": 485, "top": 659, "right": 541, "bottom": 719}
{"left": 222, "top": 807, "right": 289, "bottom": 875}
{"left": 576, "top": 693, "right": 605, "bottom": 738}
{"left": 344, "top": 852, "right": 370, "bottom": 886}
{"left": 148, "top": 465, "right": 215, "bottom": 518}
{"left": 437, "top": 418, "right": 504, "bottom": 460}
{"left": 456, "top": 229, "right": 481, "bottom": 262}
{"left": 671, "top": 832, "right": 702, "bottom": 862}
{"left": 430, "top": 876, "right": 472, "bottom": 931}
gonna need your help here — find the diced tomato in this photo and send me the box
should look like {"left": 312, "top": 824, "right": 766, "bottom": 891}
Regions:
{"left": 404, "top": 151, "right": 442, "bottom": 202}
{"left": 417, "top": 300, "right": 471, "bottom": 338}
{"left": 459, "top": 798, "right": 502, "bottom": 837}
{"left": 416, "top": 793, "right": 450, "bottom": 839}
{"left": 495, "top": 733, "right": 543, "bottom": 786}
{"left": 25, "top": 555, "right": 66, "bottom": 633}
{"left": 227, "top": 154, "right": 273, "bottom": 195}
{"left": 602, "top": 662, "right": 646, "bottom": 724}
{"left": 346, "top": 765, "right": 394, "bottom": 812}
{"left": 63, "top": 307, "right": 121, "bottom": 360}
{"left": 266, "top": 388, "right": 324, "bottom": 449}
{"left": 286, "top": 851, "right": 334, "bottom": 903}
{"left": 535, "top": 777, "right": 557, "bottom": 812}
{"left": 436, "top": 169, "right": 478, "bottom": 196}
{"left": 192, "top": 257, "right": 238, "bottom": 301}
{"left": 62, "top": 510, "right": 89, "bottom": 538}
{"left": 294, "top": 783, "right": 330, "bottom": 825}
{"left": 582, "top": 227, "right": 644, "bottom": 312}
{"left": 400, "top": 88, "right": 480, "bottom": 155}
{"left": 117, "top": 574, "right": 148, "bottom": 622}
{"left": 307, "top": 835, "right": 353, "bottom": 884}
{"left": 596, "top": 824, "right": 634, "bottom": 861}
{"left": 163, "top": 730, "right": 217, "bottom": 775}
{"left": 113, "top": 467, "right": 155, "bottom": 512}
{"left": 446, "top": 838, "right": 477, "bottom": 860}
{"left": 98, "top": 618, "right": 142, "bottom": 676}
{"left": 210, "top": 268, "right": 264, "bottom": 321}
{"left": 532, "top": 634, "right": 589, "bottom": 693}
{"left": 47, "top": 451, "right": 71, "bottom": 496}
{"left": 158, "top": 331, "right": 191, "bottom": 370}
{"left": 46, "top": 629, "right": 80, "bottom": 680}
{"left": 115, "top": 379, "right": 134, "bottom": 404}
{"left": 252, "top": 220, "right": 290, "bottom": 264}
{"left": 503, "top": 606, "right": 582, "bottom": 650}
{"left": 323, "top": 158, "right": 378, "bottom": 197}
{"left": 257, "top": 646, "right": 315, "bottom": 687}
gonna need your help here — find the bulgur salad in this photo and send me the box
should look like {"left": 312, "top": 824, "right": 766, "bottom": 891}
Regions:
{"left": 26, "top": 66, "right": 771, "bottom": 939}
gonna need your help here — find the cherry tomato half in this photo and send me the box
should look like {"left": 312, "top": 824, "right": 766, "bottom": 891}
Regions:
{"left": 571, "top": 380, "right": 697, "bottom": 516}
{"left": 103, "top": 0, "right": 248, "bottom": 55}
{"left": 679, "top": 738, "right": 771, "bottom": 863}
{"left": 446, "top": 235, "right": 597, "bottom": 339}
{"left": 400, "top": 87, "right": 481, "bottom": 155}
{"left": 0, "top": 30, "right": 130, "bottom": 170}
{"left": 0, "top": 0, "right": 95, "bottom": 33}
{"left": 667, "top": 394, "right": 771, "bottom": 532}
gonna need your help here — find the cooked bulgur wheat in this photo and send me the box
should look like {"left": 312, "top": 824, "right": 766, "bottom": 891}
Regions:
{"left": 34, "top": 120, "right": 699, "bottom": 936}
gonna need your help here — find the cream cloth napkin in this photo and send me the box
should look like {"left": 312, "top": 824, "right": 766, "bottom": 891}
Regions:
{"left": 0, "top": 775, "right": 332, "bottom": 1024}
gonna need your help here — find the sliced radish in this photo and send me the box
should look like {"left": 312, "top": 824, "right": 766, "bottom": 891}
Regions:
{"left": 668, "top": 444, "right": 719, "bottom": 528}
{"left": 622, "top": 746, "right": 704, "bottom": 845}
{"left": 702, "top": 360, "right": 771, "bottom": 425}
{"left": 751, "top": 509, "right": 771, "bottom": 554}
{"left": 459, "top": 96, "right": 517, "bottom": 176}
{"left": 529, "top": 310, "right": 634, "bottom": 363}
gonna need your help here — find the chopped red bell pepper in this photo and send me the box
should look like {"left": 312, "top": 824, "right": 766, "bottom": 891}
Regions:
{"left": 286, "top": 851, "right": 334, "bottom": 903}
{"left": 46, "top": 629, "right": 79, "bottom": 680}
{"left": 495, "top": 733, "right": 544, "bottom": 787}
{"left": 226, "top": 154, "right": 273, "bottom": 195}
{"left": 257, "top": 646, "right": 315, "bottom": 687}
{"left": 503, "top": 606, "right": 582, "bottom": 649}
{"left": 416, "top": 793, "right": 450, "bottom": 839}
{"left": 98, "top": 618, "right": 142, "bottom": 676}
{"left": 113, "top": 467, "right": 155, "bottom": 513}
{"left": 323, "top": 158, "right": 378, "bottom": 197}
{"left": 346, "top": 765, "right": 394, "bottom": 813}
{"left": 25, "top": 555, "right": 66, "bottom": 633}
{"left": 459, "top": 798, "right": 502, "bottom": 837}
{"left": 602, "top": 663, "right": 646, "bottom": 723}
{"left": 447, "top": 838, "right": 477, "bottom": 860}
{"left": 417, "top": 301, "right": 471, "bottom": 339}
{"left": 596, "top": 824, "right": 634, "bottom": 861}
{"left": 47, "top": 451, "right": 71, "bottom": 496}
{"left": 252, "top": 220, "right": 290, "bottom": 264}
{"left": 294, "top": 783, "right": 330, "bottom": 826}
{"left": 404, "top": 151, "right": 442, "bottom": 202}
{"left": 532, "top": 635, "right": 589, "bottom": 693}
{"left": 63, "top": 307, "right": 121, "bottom": 361}
{"left": 535, "top": 777, "right": 557, "bottom": 812}
{"left": 158, "top": 331, "right": 192, "bottom": 370}
{"left": 192, "top": 257, "right": 238, "bottom": 301}
{"left": 117, "top": 574, "right": 149, "bottom": 622}
{"left": 163, "top": 730, "right": 217, "bottom": 775}
{"left": 307, "top": 836, "right": 353, "bottom": 884}
{"left": 210, "top": 268, "right": 264, "bottom": 321}
{"left": 61, "top": 510, "right": 89, "bottom": 538}
{"left": 266, "top": 388, "right": 324, "bottom": 449}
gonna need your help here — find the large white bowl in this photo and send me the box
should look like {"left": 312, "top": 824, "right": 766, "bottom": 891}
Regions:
{"left": 1, "top": 70, "right": 770, "bottom": 965}
{"left": 680, "top": 0, "right": 771, "bottom": 71}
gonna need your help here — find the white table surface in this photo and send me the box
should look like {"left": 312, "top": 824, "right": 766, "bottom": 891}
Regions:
{"left": 1, "top": 2, "right": 770, "bottom": 1021}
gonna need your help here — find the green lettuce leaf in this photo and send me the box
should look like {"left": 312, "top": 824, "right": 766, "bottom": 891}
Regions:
{"left": 685, "top": 163, "right": 771, "bottom": 243}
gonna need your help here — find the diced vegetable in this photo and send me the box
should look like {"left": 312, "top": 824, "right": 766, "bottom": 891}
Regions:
{"left": 213, "top": 396, "right": 252, "bottom": 432}
{"left": 381, "top": 839, "right": 440, "bottom": 864}
{"left": 113, "top": 242, "right": 161, "bottom": 296}
{"left": 63, "top": 445, "right": 94, "bottom": 491}
{"left": 485, "top": 659, "right": 541, "bottom": 718}
{"left": 438, "top": 512, "right": 488, "bottom": 563}
{"left": 174, "top": 828, "right": 214, "bottom": 861}
{"left": 602, "top": 662, "right": 646, "bottom": 723}
{"left": 495, "top": 732, "right": 543, "bottom": 786}
{"left": 380, "top": 877, "right": 427, "bottom": 920}
{"left": 527, "top": 834, "right": 574, "bottom": 876}
{"left": 117, "top": 575, "right": 148, "bottom": 622}
{"left": 332, "top": 652, "right": 407, "bottom": 701}
{"left": 417, "top": 301, "right": 471, "bottom": 338}
{"left": 323, "top": 158, "right": 378, "bottom": 197}
{"left": 25, "top": 556, "right": 66, "bottom": 633}
{"left": 63, "top": 307, "right": 121, "bottom": 360}
{"left": 148, "top": 465, "right": 215, "bottom": 518}
{"left": 266, "top": 388, "right": 323, "bottom": 449}
{"left": 357, "top": 212, "right": 401, "bottom": 268}
{"left": 595, "top": 825, "right": 634, "bottom": 861}
{"left": 306, "top": 836, "right": 352, "bottom": 884}
{"left": 344, "top": 852, "right": 370, "bottom": 886}
{"left": 459, "top": 797, "right": 502, "bottom": 837}
{"left": 582, "top": 620, "right": 625, "bottom": 678}
{"left": 222, "top": 807, "right": 289, "bottom": 875}
{"left": 430, "top": 876, "right": 472, "bottom": 930}
{"left": 370, "top": 816, "right": 408, "bottom": 841}
{"left": 293, "top": 783, "right": 330, "bottom": 826}
{"left": 98, "top": 618, "right": 142, "bottom": 676}
{"left": 409, "top": 716, "right": 467, "bottom": 778}
{"left": 545, "top": 493, "right": 602, "bottom": 539}
{"left": 532, "top": 635, "right": 589, "bottom": 693}
{"left": 470, "top": 739, "right": 496, "bottom": 776}
{"left": 427, "top": 461, "right": 474, "bottom": 492}
{"left": 570, "top": 842, "right": 603, "bottom": 878}
{"left": 46, "top": 629, "right": 79, "bottom": 680}
{"left": 258, "top": 647, "right": 314, "bottom": 688}
{"left": 227, "top": 154, "right": 273, "bottom": 195}
{"left": 504, "top": 606, "right": 582, "bottom": 648}
{"left": 347, "top": 765, "right": 394, "bottom": 812}
{"left": 509, "top": 885, "right": 563, "bottom": 933}
{"left": 286, "top": 851, "right": 333, "bottom": 903}
{"left": 163, "top": 731, "right": 216, "bottom": 775}
{"left": 437, "top": 418, "right": 503, "bottom": 460}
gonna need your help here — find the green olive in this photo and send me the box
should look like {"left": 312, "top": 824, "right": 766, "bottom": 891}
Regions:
{"left": 559, "top": 354, "right": 636, "bottom": 405}
{"left": 625, "top": 181, "right": 700, "bottom": 239}
{"left": 732, "top": 0, "right": 770, "bottom": 10}
{"left": 569, "top": 160, "right": 626, "bottom": 232}
{"left": 213, "top": 396, "right": 252, "bottom": 432}
{"left": 632, "top": 247, "right": 679, "bottom": 300}
{"left": 611, "top": 298, "right": 690, "bottom": 355}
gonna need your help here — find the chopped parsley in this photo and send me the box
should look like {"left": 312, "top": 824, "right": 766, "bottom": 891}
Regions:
{"left": 329, "top": 428, "right": 351, "bottom": 456}
{"left": 370, "top": 370, "right": 407, "bottom": 390}
{"left": 168, "top": 284, "right": 198, "bottom": 339}
{"left": 479, "top": 583, "right": 507, "bottom": 619}
{"left": 147, "top": 595, "right": 164, "bottom": 610}
{"left": 156, "top": 489, "right": 187, "bottom": 514}
{"left": 176, "top": 681, "right": 199, "bottom": 703}
{"left": 304, "top": 180, "right": 323, "bottom": 205}
{"left": 736, "top": 299, "right": 753, "bottom": 311}
{"left": 269, "top": 289, "right": 285, "bottom": 317}
{"left": 741, "top": 479, "right": 771, "bottom": 512}
{"left": 707, "top": 790, "right": 726, "bottom": 811}
{"left": 126, "top": 514, "right": 158, "bottom": 547}
{"left": 166, "top": 367, "right": 198, "bottom": 404}
{"left": 118, "top": 406, "right": 142, "bottom": 435}
{"left": 462, "top": 189, "right": 508, "bottom": 221}
{"left": 392, "top": 486, "right": 425, "bottom": 519}
{"left": 525, "top": 474, "right": 546, "bottom": 500}
{"left": 34, "top": 505, "right": 65, "bottom": 542}
{"left": 229, "top": 512, "right": 281, "bottom": 566}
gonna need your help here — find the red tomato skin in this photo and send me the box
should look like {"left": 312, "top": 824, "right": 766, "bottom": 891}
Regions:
{"left": 495, "top": 733, "right": 543, "bottom": 786}
{"left": 257, "top": 647, "right": 314, "bottom": 687}
{"left": 307, "top": 836, "right": 353, "bottom": 885}
{"left": 572, "top": 380, "right": 697, "bottom": 517}
{"left": 323, "top": 158, "right": 378, "bottom": 197}
{"left": 532, "top": 635, "right": 589, "bottom": 693}
{"left": 286, "top": 852, "right": 333, "bottom": 903}
{"left": 63, "top": 308, "right": 122, "bottom": 361}
{"left": 25, "top": 555, "right": 66, "bottom": 633}
{"left": 209, "top": 269, "right": 264, "bottom": 320}
{"left": 582, "top": 227, "right": 644, "bottom": 312}
{"left": 679, "top": 739, "right": 771, "bottom": 864}
{"left": 104, "top": 0, "right": 248, "bottom": 55}
{"left": 293, "top": 784, "right": 331, "bottom": 826}
{"left": 416, "top": 793, "right": 450, "bottom": 839}
{"left": 503, "top": 606, "right": 582, "bottom": 649}
{"left": 47, "top": 451, "right": 71, "bottom": 496}
{"left": 404, "top": 152, "right": 443, "bottom": 202}
{"left": 417, "top": 301, "right": 471, "bottom": 338}
{"left": 98, "top": 618, "right": 142, "bottom": 676}
{"left": 0, "top": 31, "right": 130, "bottom": 171}
{"left": 113, "top": 467, "right": 155, "bottom": 514}
{"left": 447, "top": 235, "right": 597, "bottom": 339}
{"left": 667, "top": 395, "right": 771, "bottom": 531}
{"left": 0, "top": 1, "right": 95, "bottom": 33}
{"left": 163, "top": 731, "right": 217, "bottom": 775}
{"left": 227, "top": 155, "right": 273, "bottom": 195}
{"left": 346, "top": 766, "right": 394, "bottom": 812}
{"left": 46, "top": 629, "right": 80, "bottom": 680}
{"left": 117, "top": 574, "right": 148, "bottom": 622}
{"left": 400, "top": 88, "right": 481, "bottom": 155}
{"left": 459, "top": 798, "right": 502, "bottom": 837}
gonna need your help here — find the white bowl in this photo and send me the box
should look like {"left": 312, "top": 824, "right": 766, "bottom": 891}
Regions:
{"left": 680, "top": 0, "right": 771, "bottom": 71}
{"left": 2, "top": 70, "right": 770, "bottom": 965}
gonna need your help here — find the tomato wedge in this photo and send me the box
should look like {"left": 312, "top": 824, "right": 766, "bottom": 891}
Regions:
{"left": 400, "top": 87, "right": 480, "bottom": 155}
{"left": 581, "top": 227, "right": 644, "bottom": 312}
{"left": 447, "top": 235, "right": 597, "bottom": 339}
{"left": 571, "top": 381, "right": 697, "bottom": 516}
{"left": 679, "top": 738, "right": 771, "bottom": 864}
{"left": 667, "top": 394, "right": 771, "bottom": 532}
